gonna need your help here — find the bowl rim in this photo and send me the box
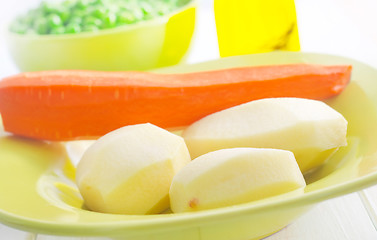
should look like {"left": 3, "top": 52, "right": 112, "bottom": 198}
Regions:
{"left": 6, "top": 0, "right": 197, "bottom": 40}
{"left": 1, "top": 158, "right": 376, "bottom": 236}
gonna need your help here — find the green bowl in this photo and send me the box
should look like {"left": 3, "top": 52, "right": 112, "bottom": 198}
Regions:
{"left": 1, "top": 52, "right": 377, "bottom": 240}
{"left": 5, "top": 0, "right": 196, "bottom": 72}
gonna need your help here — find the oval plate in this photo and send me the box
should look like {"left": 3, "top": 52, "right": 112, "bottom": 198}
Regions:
{"left": 1, "top": 52, "right": 377, "bottom": 240}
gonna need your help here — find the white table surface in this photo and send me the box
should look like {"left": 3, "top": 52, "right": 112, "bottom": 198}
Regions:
{"left": 1, "top": 0, "right": 377, "bottom": 239}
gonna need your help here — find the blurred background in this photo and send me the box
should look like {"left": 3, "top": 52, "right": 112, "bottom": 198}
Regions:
{"left": 1, "top": 0, "right": 377, "bottom": 79}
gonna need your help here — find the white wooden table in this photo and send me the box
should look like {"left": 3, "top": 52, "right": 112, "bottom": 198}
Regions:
{"left": 1, "top": 0, "right": 377, "bottom": 239}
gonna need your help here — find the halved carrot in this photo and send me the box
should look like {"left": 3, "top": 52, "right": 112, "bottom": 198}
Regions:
{"left": 0, "top": 64, "right": 351, "bottom": 141}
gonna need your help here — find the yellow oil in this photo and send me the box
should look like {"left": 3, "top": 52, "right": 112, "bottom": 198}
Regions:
{"left": 214, "top": 0, "right": 300, "bottom": 57}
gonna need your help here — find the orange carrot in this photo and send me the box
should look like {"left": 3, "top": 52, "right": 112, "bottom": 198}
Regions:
{"left": 0, "top": 64, "right": 351, "bottom": 141}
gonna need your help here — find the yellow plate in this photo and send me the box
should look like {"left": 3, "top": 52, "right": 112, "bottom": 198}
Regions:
{"left": 1, "top": 52, "right": 377, "bottom": 240}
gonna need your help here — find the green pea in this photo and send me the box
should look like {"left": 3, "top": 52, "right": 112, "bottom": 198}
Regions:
{"left": 92, "top": 7, "right": 107, "bottom": 19}
{"left": 93, "top": 0, "right": 106, "bottom": 6}
{"left": 130, "top": 8, "right": 144, "bottom": 20}
{"left": 62, "top": 0, "right": 76, "bottom": 7}
{"left": 155, "top": 3, "right": 172, "bottom": 16}
{"left": 10, "top": 0, "right": 183, "bottom": 35}
{"left": 117, "top": 11, "right": 137, "bottom": 25}
{"left": 143, "top": 12, "right": 155, "bottom": 20}
{"left": 140, "top": 2, "right": 153, "bottom": 14}
{"left": 50, "top": 26, "right": 66, "bottom": 34}
{"left": 72, "top": 9, "right": 87, "bottom": 18}
{"left": 33, "top": 18, "right": 49, "bottom": 34}
{"left": 82, "top": 24, "right": 99, "bottom": 32}
{"left": 65, "top": 23, "right": 81, "bottom": 33}
{"left": 41, "top": 1, "right": 60, "bottom": 14}
{"left": 102, "top": 12, "right": 117, "bottom": 28}
{"left": 70, "top": 16, "right": 83, "bottom": 24}
{"left": 84, "top": 16, "right": 102, "bottom": 26}
{"left": 53, "top": 8, "right": 70, "bottom": 23}
{"left": 140, "top": 2, "right": 156, "bottom": 20}
{"left": 76, "top": 0, "right": 90, "bottom": 9}
{"left": 47, "top": 14, "right": 63, "bottom": 28}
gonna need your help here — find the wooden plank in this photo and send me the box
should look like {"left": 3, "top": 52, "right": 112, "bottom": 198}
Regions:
{"left": 0, "top": 223, "right": 35, "bottom": 240}
{"left": 265, "top": 192, "right": 377, "bottom": 240}
{"left": 360, "top": 185, "right": 377, "bottom": 228}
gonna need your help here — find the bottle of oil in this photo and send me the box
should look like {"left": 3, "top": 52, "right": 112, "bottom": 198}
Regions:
{"left": 214, "top": 0, "right": 300, "bottom": 57}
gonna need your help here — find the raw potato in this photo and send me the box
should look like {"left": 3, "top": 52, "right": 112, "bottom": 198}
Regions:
{"left": 183, "top": 97, "right": 348, "bottom": 173}
{"left": 76, "top": 123, "right": 191, "bottom": 215}
{"left": 169, "top": 148, "right": 306, "bottom": 213}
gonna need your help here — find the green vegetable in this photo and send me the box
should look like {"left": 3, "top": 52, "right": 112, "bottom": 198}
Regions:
{"left": 47, "top": 14, "right": 63, "bottom": 28}
{"left": 50, "top": 26, "right": 66, "bottom": 34}
{"left": 82, "top": 24, "right": 99, "bottom": 32}
{"left": 33, "top": 18, "right": 49, "bottom": 34}
{"left": 102, "top": 12, "right": 117, "bottom": 28}
{"left": 92, "top": 7, "right": 107, "bottom": 19}
{"left": 117, "top": 11, "right": 137, "bottom": 24}
{"left": 9, "top": 0, "right": 189, "bottom": 35}
{"left": 84, "top": 16, "right": 102, "bottom": 27}
{"left": 65, "top": 23, "right": 81, "bottom": 33}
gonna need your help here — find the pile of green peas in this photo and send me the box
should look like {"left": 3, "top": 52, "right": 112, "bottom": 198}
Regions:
{"left": 10, "top": 0, "right": 187, "bottom": 35}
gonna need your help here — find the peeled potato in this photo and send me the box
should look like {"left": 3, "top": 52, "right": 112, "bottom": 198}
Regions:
{"left": 76, "top": 123, "right": 191, "bottom": 215}
{"left": 169, "top": 148, "right": 306, "bottom": 213}
{"left": 183, "top": 97, "right": 348, "bottom": 172}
